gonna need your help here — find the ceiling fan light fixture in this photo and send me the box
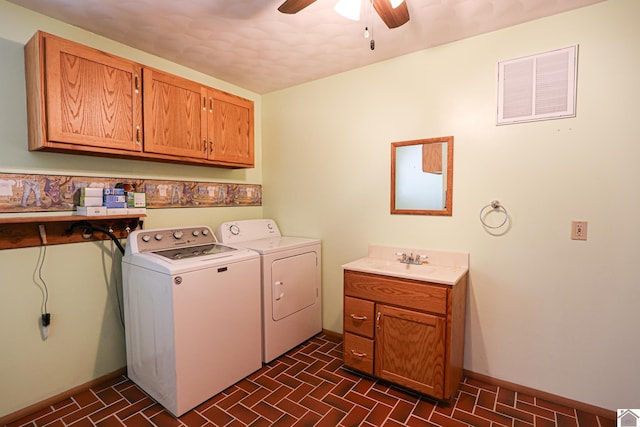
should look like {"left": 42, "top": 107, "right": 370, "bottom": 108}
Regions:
{"left": 334, "top": 0, "right": 361, "bottom": 21}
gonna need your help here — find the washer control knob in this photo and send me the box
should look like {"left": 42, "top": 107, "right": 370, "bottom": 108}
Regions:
{"left": 201, "top": 229, "right": 210, "bottom": 236}
{"left": 230, "top": 224, "right": 240, "bottom": 235}
{"left": 154, "top": 233, "right": 163, "bottom": 241}
{"left": 192, "top": 229, "right": 200, "bottom": 237}
{"left": 141, "top": 235, "right": 151, "bottom": 242}
{"left": 173, "top": 231, "right": 184, "bottom": 239}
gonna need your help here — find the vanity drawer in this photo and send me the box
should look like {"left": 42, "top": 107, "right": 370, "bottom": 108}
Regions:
{"left": 344, "top": 270, "right": 447, "bottom": 316}
{"left": 343, "top": 332, "right": 374, "bottom": 375}
{"left": 344, "top": 296, "right": 375, "bottom": 338}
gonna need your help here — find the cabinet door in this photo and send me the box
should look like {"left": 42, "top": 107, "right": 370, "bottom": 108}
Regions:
{"left": 208, "top": 90, "right": 254, "bottom": 166}
{"left": 375, "top": 304, "right": 446, "bottom": 398}
{"left": 143, "top": 68, "right": 205, "bottom": 159}
{"left": 43, "top": 34, "right": 142, "bottom": 151}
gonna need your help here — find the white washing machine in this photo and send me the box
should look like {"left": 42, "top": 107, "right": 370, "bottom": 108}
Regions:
{"left": 216, "top": 219, "right": 322, "bottom": 363}
{"left": 122, "top": 226, "right": 262, "bottom": 417}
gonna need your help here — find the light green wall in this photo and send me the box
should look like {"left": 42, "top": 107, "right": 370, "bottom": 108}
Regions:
{"left": 263, "top": 0, "right": 639, "bottom": 411}
{"left": 0, "top": 0, "right": 263, "bottom": 418}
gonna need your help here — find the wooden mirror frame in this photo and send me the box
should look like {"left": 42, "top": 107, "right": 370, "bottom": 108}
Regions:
{"left": 391, "top": 136, "right": 454, "bottom": 216}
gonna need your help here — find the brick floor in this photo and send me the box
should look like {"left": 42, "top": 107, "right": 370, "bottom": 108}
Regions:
{"left": 6, "top": 334, "right": 615, "bottom": 427}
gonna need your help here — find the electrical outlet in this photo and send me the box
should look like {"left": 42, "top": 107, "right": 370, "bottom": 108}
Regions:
{"left": 571, "top": 221, "right": 588, "bottom": 240}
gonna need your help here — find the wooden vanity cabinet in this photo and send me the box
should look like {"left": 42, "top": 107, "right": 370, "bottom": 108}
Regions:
{"left": 25, "top": 31, "right": 143, "bottom": 154}
{"left": 24, "top": 31, "right": 254, "bottom": 168}
{"left": 343, "top": 270, "right": 467, "bottom": 401}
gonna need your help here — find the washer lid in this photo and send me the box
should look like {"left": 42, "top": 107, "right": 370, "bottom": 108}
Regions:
{"left": 232, "top": 236, "right": 320, "bottom": 255}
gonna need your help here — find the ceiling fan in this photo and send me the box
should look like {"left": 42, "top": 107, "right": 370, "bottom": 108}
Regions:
{"left": 278, "top": 0, "right": 410, "bottom": 29}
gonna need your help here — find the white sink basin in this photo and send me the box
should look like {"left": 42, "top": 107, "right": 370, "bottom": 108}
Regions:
{"left": 342, "top": 245, "right": 469, "bottom": 285}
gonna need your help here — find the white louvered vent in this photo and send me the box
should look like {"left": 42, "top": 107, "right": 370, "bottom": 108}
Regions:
{"left": 497, "top": 45, "right": 577, "bottom": 125}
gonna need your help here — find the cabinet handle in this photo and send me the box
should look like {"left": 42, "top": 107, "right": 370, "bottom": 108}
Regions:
{"left": 350, "top": 350, "right": 367, "bottom": 358}
{"left": 209, "top": 139, "right": 213, "bottom": 153}
{"left": 134, "top": 74, "right": 140, "bottom": 94}
{"left": 135, "top": 126, "right": 141, "bottom": 145}
{"left": 350, "top": 314, "right": 368, "bottom": 321}
{"left": 376, "top": 311, "right": 381, "bottom": 329}
{"left": 209, "top": 97, "right": 213, "bottom": 113}
{"left": 203, "top": 95, "right": 207, "bottom": 111}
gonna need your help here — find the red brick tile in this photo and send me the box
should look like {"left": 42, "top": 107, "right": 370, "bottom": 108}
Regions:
{"left": 517, "top": 392, "right": 536, "bottom": 404}
{"left": 382, "top": 419, "right": 405, "bottom": 426}
{"left": 316, "top": 407, "right": 347, "bottom": 427}
{"left": 300, "top": 395, "right": 331, "bottom": 415}
{"left": 62, "top": 401, "right": 105, "bottom": 424}
{"left": 364, "top": 403, "right": 393, "bottom": 425}
{"left": 323, "top": 393, "right": 356, "bottom": 414}
{"left": 477, "top": 389, "right": 497, "bottom": 409}
{"left": 295, "top": 371, "right": 324, "bottom": 387}
{"left": 452, "top": 408, "right": 492, "bottom": 427}
{"left": 216, "top": 389, "right": 249, "bottom": 411}
{"left": 91, "top": 377, "right": 127, "bottom": 393}
{"left": 253, "top": 401, "right": 285, "bottom": 422}
{"left": 474, "top": 406, "right": 513, "bottom": 426}
{"left": 264, "top": 385, "right": 294, "bottom": 405}
{"left": 316, "top": 368, "right": 343, "bottom": 384}
{"left": 285, "top": 382, "right": 314, "bottom": 403}
{"left": 430, "top": 411, "right": 471, "bottom": 427}
{"left": 598, "top": 416, "right": 616, "bottom": 427}
{"left": 89, "top": 400, "right": 130, "bottom": 424}
{"left": 51, "top": 398, "right": 75, "bottom": 410}
{"left": 73, "top": 390, "right": 99, "bottom": 407}
{"left": 276, "top": 398, "right": 308, "bottom": 418}
{"left": 465, "top": 377, "right": 498, "bottom": 393}
{"left": 498, "top": 388, "right": 516, "bottom": 406}
{"left": 389, "top": 399, "right": 415, "bottom": 423}
{"left": 119, "top": 386, "right": 148, "bottom": 404}
{"left": 122, "top": 413, "right": 153, "bottom": 427}
{"left": 456, "top": 392, "right": 477, "bottom": 412}
{"left": 576, "top": 410, "right": 600, "bottom": 427}
{"left": 406, "top": 415, "right": 440, "bottom": 427}
{"left": 141, "top": 403, "right": 163, "bottom": 418}
{"left": 557, "top": 413, "right": 579, "bottom": 427}
{"left": 536, "top": 415, "right": 557, "bottom": 427}
{"left": 412, "top": 399, "right": 436, "bottom": 420}
{"left": 537, "top": 399, "right": 576, "bottom": 417}
{"left": 97, "top": 388, "right": 123, "bottom": 406}
{"left": 35, "top": 403, "right": 81, "bottom": 426}
{"left": 201, "top": 404, "right": 233, "bottom": 426}
{"left": 514, "top": 420, "right": 535, "bottom": 427}
{"left": 285, "top": 361, "right": 308, "bottom": 377}
{"left": 309, "top": 382, "right": 334, "bottom": 400}
{"left": 497, "top": 402, "right": 534, "bottom": 424}
{"left": 343, "top": 390, "right": 377, "bottom": 410}
{"left": 178, "top": 409, "right": 208, "bottom": 427}
{"left": 352, "top": 377, "right": 376, "bottom": 395}
{"left": 149, "top": 411, "right": 182, "bottom": 427}
{"left": 227, "top": 403, "right": 258, "bottom": 424}
{"left": 341, "top": 405, "right": 370, "bottom": 427}
{"left": 238, "top": 386, "right": 270, "bottom": 408}
{"left": 331, "top": 379, "right": 356, "bottom": 397}
{"left": 68, "top": 418, "right": 94, "bottom": 427}
{"left": 254, "top": 374, "right": 282, "bottom": 391}
{"left": 96, "top": 415, "right": 125, "bottom": 427}
{"left": 272, "top": 413, "right": 297, "bottom": 427}
{"left": 516, "top": 400, "right": 556, "bottom": 420}
{"left": 291, "top": 410, "right": 321, "bottom": 427}
{"left": 249, "top": 417, "right": 273, "bottom": 427}
{"left": 366, "top": 388, "right": 400, "bottom": 408}
{"left": 386, "top": 386, "right": 420, "bottom": 404}
{"left": 265, "top": 362, "right": 289, "bottom": 378}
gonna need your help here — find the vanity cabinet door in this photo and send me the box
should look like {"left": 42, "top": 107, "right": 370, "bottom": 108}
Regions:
{"left": 26, "top": 32, "right": 143, "bottom": 153}
{"left": 375, "top": 304, "right": 446, "bottom": 399}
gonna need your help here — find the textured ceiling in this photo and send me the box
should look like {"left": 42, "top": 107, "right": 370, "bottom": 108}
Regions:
{"left": 9, "top": 0, "right": 604, "bottom": 94}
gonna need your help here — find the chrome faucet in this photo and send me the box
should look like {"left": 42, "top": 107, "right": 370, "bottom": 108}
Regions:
{"left": 395, "top": 252, "right": 428, "bottom": 265}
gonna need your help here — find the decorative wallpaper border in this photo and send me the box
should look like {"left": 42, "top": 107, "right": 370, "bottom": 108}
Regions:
{"left": 0, "top": 172, "right": 261, "bottom": 213}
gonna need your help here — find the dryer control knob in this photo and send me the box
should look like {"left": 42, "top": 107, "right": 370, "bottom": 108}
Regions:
{"left": 230, "top": 224, "right": 240, "bottom": 235}
{"left": 201, "top": 229, "right": 210, "bottom": 236}
{"left": 154, "top": 233, "right": 163, "bottom": 241}
{"left": 141, "top": 234, "right": 151, "bottom": 242}
{"left": 173, "top": 231, "right": 184, "bottom": 239}
{"left": 192, "top": 230, "right": 200, "bottom": 237}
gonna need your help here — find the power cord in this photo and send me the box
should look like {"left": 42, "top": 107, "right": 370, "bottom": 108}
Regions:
{"left": 33, "top": 245, "right": 51, "bottom": 340}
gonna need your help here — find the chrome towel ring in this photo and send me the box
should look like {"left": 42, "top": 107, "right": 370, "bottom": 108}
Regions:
{"left": 479, "top": 200, "right": 509, "bottom": 229}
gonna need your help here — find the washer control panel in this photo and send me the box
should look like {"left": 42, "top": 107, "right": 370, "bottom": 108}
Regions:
{"left": 129, "top": 226, "right": 216, "bottom": 253}
{"left": 216, "top": 219, "right": 281, "bottom": 243}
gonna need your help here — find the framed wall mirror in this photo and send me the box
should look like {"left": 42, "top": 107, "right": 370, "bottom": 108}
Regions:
{"left": 391, "top": 136, "right": 453, "bottom": 216}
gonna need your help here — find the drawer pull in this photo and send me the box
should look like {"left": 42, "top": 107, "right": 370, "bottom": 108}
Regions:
{"left": 350, "top": 314, "right": 368, "bottom": 321}
{"left": 350, "top": 350, "right": 367, "bottom": 358}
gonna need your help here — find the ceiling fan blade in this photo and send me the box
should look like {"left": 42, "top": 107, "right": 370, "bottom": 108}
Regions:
{"left": 372, "top": 0, "right": 410, "bottom": 28}
{"left": 278, "top": 0, "right": 318, "bottom": 14}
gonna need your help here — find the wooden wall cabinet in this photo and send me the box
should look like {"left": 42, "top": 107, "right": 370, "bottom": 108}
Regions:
{"left": 24, "top": 31, "right": 254, "bottom": 168}
{"left": 343, "top": 269, "right": 467, "bottom": 401}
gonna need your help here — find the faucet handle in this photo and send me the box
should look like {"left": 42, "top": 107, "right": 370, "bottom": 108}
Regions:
{"left": 415, "top": 254, "right": 429, "bottom": 264}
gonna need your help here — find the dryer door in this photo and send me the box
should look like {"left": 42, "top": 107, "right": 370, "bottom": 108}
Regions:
{"left": 271, "top": 251, "right": 318, "bottom": 321}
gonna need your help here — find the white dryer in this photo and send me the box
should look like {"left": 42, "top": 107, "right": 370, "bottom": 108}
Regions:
{"left": 216, "top": 219, "right": 322, "bottom": 363}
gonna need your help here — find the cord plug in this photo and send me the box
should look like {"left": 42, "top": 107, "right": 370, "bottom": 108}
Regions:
{"left": 41, "top": 313, "right": 51, "bottom": 340}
